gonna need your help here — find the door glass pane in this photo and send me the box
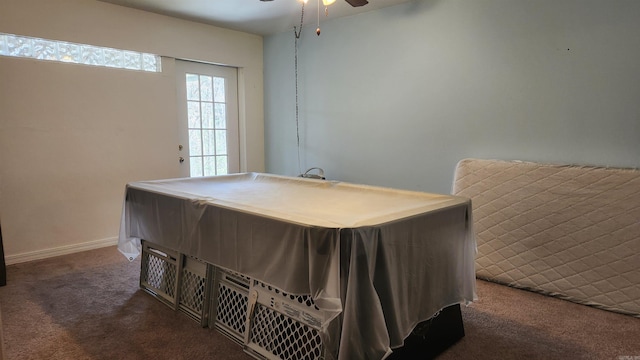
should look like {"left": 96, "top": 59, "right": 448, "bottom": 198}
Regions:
{"left": 201, "top": 102, "right": 214, "bottom": 129}
{"left": 203, "top": 157, "right": 216, "bottom": 176}
{"left": 214, "top": 103, "right": 226, "bottom": 129}
{"left": 186, "top": 74, "right": 200, "bottom": 101}
{"left": 213, "top": 77, "right": 225, "bottom": 102}
{"left": 216, "top": 156, "right": 228, "bottom": 175}
{"left": 187, "top": 102, "right": 201, "bottom": 128}
{"left": 190, "top": 157, "right": 203, "bottom": 177}
{"left": 202, "top": 130, "right": 215, "bottom": 156}
{"left": 189, "top": 130, "right": 202, "bottom": 156}
{"left": 215, "top": 130, "right": 227, "bottom": 155}
{"left": 200, "top": 75, "right": 213, "bottom": 102}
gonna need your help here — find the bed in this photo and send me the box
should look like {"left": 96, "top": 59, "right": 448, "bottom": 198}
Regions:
{"left": 453, "top": 158, "right": 640, "bottom": 317}
{"left": 118, "top": 172, "right": 476, "bottom": 360}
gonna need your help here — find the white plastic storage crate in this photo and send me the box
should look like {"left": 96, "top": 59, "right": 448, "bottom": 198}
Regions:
{"left": 178, "top": 255, "right": 214, "bottom": 326}
{"left": 210, "top": 268, "right": 251, "bottom": 344}
{"left": 244, "top": 280, "right": 325, "bottom": 360}
{"left": 140, "top": 241, "right": 180, "bottom": 309}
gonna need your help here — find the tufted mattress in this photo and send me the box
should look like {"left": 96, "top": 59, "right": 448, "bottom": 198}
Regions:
{"left": 453, "top": 158, "right": 640, "bottom": 317}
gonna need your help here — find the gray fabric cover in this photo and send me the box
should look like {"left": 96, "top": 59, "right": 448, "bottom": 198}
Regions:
{"left": 453, "top": 158, "right": 640, "bottom": 317}
{"left": 119, "top": 173, "right": 476, "bottom": 359}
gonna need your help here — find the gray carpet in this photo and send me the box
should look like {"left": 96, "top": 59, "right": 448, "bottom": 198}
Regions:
{"left": 0, "top": 246, "right": 639, "bottom": 359}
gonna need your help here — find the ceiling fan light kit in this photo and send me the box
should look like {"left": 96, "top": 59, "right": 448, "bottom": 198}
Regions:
{"left": 286, "top": 0, "right": 369, "bottom": 36}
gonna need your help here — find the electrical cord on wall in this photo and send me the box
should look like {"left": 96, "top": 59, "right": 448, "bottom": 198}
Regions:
{"left": 294, "top": 3, "right": 305, "bottom": 176}
{"left": 299, "top": 167, "right": 325, "bottom": 180}
{"left": 293, "top": 5, "right": 326, "bottom": 181}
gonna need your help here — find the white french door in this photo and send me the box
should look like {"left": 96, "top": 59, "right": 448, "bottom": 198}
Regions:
{"left": 176, "top": 60, "right": 239, "bottom": 177}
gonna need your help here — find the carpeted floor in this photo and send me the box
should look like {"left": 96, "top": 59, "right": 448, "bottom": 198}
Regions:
{"left": 0, "top": 246, "right": 638, "bottom": 359}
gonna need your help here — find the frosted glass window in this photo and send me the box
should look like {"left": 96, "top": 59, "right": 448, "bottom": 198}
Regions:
{"left": 7, "top": 35, "right": 31, "bottom": 57}
{"left": 0, "top": 32, "right": 161, "bottom": 72}
{"left": 33, "top": 39, "right": 56, "bottom": 60}
{"left": 142, "top": 53, "right": 158, "bottom": 72}
{"left": 81, "top": 45, "right": 103, "bottom": 65}
{"left": 0, "top": 34, "right": 6, "bottom": 56}
{"left": 104, "top": 48, "right": 123, "bottom": 68}
{"left": 123, "top": 51, "right": 141, "bottom": 70}
{"left": 185, "top": 72, "right": 229, "bottom": 177}
{"left": 57, "top": 42, "right": 81, "bottom": 63}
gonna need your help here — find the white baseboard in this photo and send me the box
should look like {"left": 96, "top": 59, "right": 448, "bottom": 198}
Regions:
{"left": 5, "top": 237, "right": 119, "bottom": 265}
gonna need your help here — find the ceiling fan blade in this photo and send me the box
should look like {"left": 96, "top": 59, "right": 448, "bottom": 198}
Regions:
{"left": 345, "top": 0, "right": 368, "bottom": 7}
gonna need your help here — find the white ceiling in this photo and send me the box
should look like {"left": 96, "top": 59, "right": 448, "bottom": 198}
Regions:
{"left": 98, "top": 0, "right": 413, "bottom": 36}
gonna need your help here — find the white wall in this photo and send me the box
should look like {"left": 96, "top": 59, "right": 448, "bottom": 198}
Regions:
{"left": 0, "top": 0, "right": 264, "bottom": 263}
{"left": 264, "top": 0, "right": 640, "bottom": 194}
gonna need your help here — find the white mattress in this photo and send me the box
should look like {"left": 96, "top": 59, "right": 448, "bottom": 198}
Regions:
{"left": 453, "top": 159, "right": 640, "bottom": 317}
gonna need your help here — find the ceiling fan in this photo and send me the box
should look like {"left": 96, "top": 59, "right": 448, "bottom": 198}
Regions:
{"left": 343, "top": 0, "right": 368, "bottom": 6}
{"left": 260, "top": 0, "right": 369, "bottom": 7}
{"left": 262, "top": 0, "right": 368, "bottom": 36}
